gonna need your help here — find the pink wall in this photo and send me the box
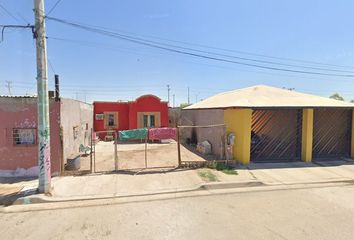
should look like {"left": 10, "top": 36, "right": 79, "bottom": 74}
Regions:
{"left": 0, "top": 98, "right": 61, "bottom": 174}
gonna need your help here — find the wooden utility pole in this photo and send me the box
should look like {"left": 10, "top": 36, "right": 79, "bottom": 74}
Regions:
{"left": 34, "top": 0, "right": 51, "bottom": 193}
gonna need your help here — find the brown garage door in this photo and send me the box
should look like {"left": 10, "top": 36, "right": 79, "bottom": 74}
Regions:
{"left": 251, "top": 109, "right": 302, "bottom": 162}
{"left": 313, "top": 109, "right": 351, "bottom": 160}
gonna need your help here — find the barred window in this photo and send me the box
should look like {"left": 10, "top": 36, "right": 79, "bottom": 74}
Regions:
{"left": 13, "top": 128, "right": 36, "bottom": 145}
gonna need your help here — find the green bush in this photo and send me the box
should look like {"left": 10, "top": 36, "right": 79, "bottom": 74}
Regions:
{"left": 207, "top": 162, "right": 238, "bottom": 175}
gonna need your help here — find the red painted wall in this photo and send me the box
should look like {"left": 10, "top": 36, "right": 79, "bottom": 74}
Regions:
{"left": 129, "top": 95, "right": 169, "bottom": 129}
{"left": 93, "top": 95, "right": 168, "bottom": 135}
{"left": 93, "top": 102, "right": 129, "bottom": 139}
{"left": 0, "top": 98, "right": 61, "bottom": 175}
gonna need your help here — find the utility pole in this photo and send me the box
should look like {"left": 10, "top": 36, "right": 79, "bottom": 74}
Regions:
{"left": 173, "top": 94, "right": 175, "bottom": 108}
{"left": 34, "top": 0, "right": 51, "bottom": 193}
{"left": 195, "top": 92, "right": 200, "bottom": 103}
{"left": 167, "top": 84, "right": 170, "bottom": 106}
{"left": 5, "top": 81, "right": 12, "bottom": 95}
{"left": 187, "top": 87, "right": 190, "bottom": 104}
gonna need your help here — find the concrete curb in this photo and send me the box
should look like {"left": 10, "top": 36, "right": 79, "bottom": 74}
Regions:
{"left": 2, "top": 180, "right": 353, "bottom": 213}
{"left": 9, "top": 180, "right": 264, "bottom": 206}
{"left": 7, "top": 178, "right": 354, "bottom": 208}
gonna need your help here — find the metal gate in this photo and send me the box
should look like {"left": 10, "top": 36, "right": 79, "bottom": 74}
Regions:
{"left": 251, "top": 109, "right": 302, "bottom": 162}
{"left": 313, "top": 109, "right": 351, "bottom": 159}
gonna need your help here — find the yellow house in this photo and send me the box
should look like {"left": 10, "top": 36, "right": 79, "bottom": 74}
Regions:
{"left": 185, "top": 85, "right": 354, "bottom": 164}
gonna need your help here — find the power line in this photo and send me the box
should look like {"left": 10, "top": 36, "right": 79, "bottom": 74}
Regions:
{"left": 47, "top": 16, "right": 354, "bottom": 70}
{"left": 1, "top": 24, "right": 34, "bottom": 42}
{"left": 0, "top": 3, "right": 22, "bottom": 23}
{"left": 50, "top": 34, "right": 354, "bottom": 74}
{"left": 16, "top": 12, "right": 31, "bottom": 25}
{"left": 45, "top": 17, "right": 354, "bottom": 78}
{"left": 55, "top": 24, "right": 353, "bottom": 74}
{"left": 47, "top": 35, "right": 354, "bottom": 85}
{"left": 48, "top": 59, "right": 56, "bottom": 74}
{"left": 46, "top": 0, "right": 63, "bottom": 16}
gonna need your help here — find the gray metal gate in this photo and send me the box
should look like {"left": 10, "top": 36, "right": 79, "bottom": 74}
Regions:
{"left": 313, "top": 109, "right": 351, "bottom": 160}
{"left": 251, "top": 109, "right": 302, "bottom": 162}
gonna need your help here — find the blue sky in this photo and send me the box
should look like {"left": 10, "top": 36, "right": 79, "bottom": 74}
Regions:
{"left": 1, "top": 0, "right": 354, "bottom": 104}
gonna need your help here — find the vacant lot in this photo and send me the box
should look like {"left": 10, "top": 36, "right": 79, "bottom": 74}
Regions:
{"left": 80, "top": 140, "right": 208, "bottom": 172}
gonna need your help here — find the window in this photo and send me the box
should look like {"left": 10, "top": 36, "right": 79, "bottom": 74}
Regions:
{"left": 13, "top": 128, "right": 36, "bottom": 145}
{"left": 108, "top": 114, "right": 115, "bottom": 126}
{"left": 141, "top": 113, "right": 159, "bottom": 128}
{"left": 104, "top": 112, "right": 118, "bottom": 129}
{"left": 143, "top": 114, "right": 156, "bottom": 127}
{"left": 143, "top": 115, "right": 148, "bottom": 127}
{"left": 150, "top": 115, "right": 155, "bottom": 127}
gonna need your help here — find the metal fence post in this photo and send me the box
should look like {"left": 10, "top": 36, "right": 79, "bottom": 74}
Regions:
{"left": 90, "top": 128, "right": 93, "bottom": 173}
{"left": 177, "top": 126, "right": 181, "bottom": 167}
{"left": 114, "top": 131, "right": 118, "bottom": 171}
{"left": 93, "top": 133, "right": 96, "bottom": 173}
{"left": 145, "top": 135, "right": 148, "bottom": 169}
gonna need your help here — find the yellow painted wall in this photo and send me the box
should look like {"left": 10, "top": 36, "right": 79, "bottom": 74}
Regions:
{"left": 224, "top": 108, "right": 252, "bottom": 164}
{"left": 351, "top": 110, "right": 354, "bottom": 158}
{"left": 301, "top": 109, "right": 314, "bottom": 162}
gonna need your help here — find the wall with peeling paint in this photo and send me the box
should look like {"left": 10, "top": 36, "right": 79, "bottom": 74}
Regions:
{"left": 60, "top": 99, "right": 93, "bottom": 164}
{"left": 0, "top": 97, "right": 61, "bottom": 175}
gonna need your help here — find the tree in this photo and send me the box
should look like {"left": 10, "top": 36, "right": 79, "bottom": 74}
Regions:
{"left": 351, "top": 100, "right": 354, "bottom": 103}
{"left": 329, "top": 93, "right": 344, "bottom": 101}
{"left": 180, "top": 103, "right": 191, "bottom": 108}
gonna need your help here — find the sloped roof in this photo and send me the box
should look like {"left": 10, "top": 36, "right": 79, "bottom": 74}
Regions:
{"left": 185, "top": 85, "right": 354, "bottom": 109}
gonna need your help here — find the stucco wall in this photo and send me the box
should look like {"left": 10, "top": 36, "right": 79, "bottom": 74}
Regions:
{"left": 60, "top": 99, "right": 93, "bottom": 164}
{"left": 93, "top": 102, "right": 130, "bottom": 132}
{"left": 129, "top": 95, "right": 168, "bottom": 129}
{"left": 0, "top": 97, "right": 61, "bottom": 175}
{"left": 180, "top": 109, "right": 225, "bottom": 158}
{"left": 93, "top": 95, "right": 168, "bottom": 139}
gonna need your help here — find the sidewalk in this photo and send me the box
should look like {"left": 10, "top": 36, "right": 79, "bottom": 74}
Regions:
{"left": 2, "top": 159, "right": 354, "bottom": 205}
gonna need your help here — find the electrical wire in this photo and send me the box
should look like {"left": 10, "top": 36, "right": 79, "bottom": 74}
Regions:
{"left": 45, "top": 16, "right": 354, "bottom": 78}
{"left": 48, "top": 59, "right": 56, "bottom": 74}
{"left": 48, "top": 35, "right": 354, "bottom": 85}
{"left": 50, "top": 32, "right": 354, "bottom": 74}
{"left": 0, "top": 3, "right": 22, "bottom": 23}
{"left": 47, "top": 16, "right": 354, "bottom": 70}
{"left": 46, "top": 0, "right": 63, "bottom": 16}
{"left": 0, "top": 24, "right": 34, "bottom": 42}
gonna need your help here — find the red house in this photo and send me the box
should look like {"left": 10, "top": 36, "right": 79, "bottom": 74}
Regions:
{"left": 93, "top": 95, "right": 168, "bottom": 139}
